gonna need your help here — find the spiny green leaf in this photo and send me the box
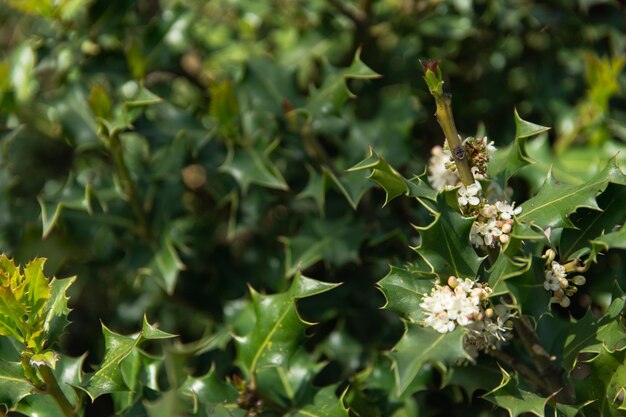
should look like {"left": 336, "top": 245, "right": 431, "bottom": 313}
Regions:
{"left": 489, "top": 134, "right": 533, "bottom": 185}
{"left": 348, "top": 148, "right": 436, "bottom": 205}
{"left": 413, "top": 194, "right": 483, "bottom": 279}
{"left": 235, "top": 273, "right": 338, "bottom": 377}
{"left": 560, "top": 184, "right": 626, "bottom": 261}
{"left": 487, "top": 253, "right": 532, "bottom": 297}
{"left": 391, "top": 324, "right": 471, "bottom": 398}
{"left": 286, "top": 385, "right": 349, "bottom": 417}
{"left": 573, "top": 349, "right": 626, "bottom": 417}
{"left": 537, "top": 288, "right": 626, "bottom": 373}
{"left": 342, "top": 49, "right": 381, "bottom": 80}
{"left": 514, "top": 108, "right": 550, "bottom": 140}
{"left": 148, "top": 237, "right": 185, "bottom": 295}
{"left": 179, "top": 369, "right": 238, "bottom": 407}
{"left": 281, "top": 218, "right": 368, "bottom": 278}
{"left": 481, "top": 366, "right": 551, "bottom": 417}
{"left": 43, "top": 276, "right": 76, "bottom": 344}
{"left": 588, "top": 226, "right": 626, "bottom": 264}
{"left": 0, "top": 361, "right": 35, "bottom": 409}
{"left": 81, "top": 320, "right": 174, "bottom": 400}
{"left": 220, "top": 142, "right": 289, "bottom": 193}
{"left": 442, "top": 362, "right": 502, "bottom": 399}
{"left": 518, "top": 158, "right": 626, "bottom": 229}
{"left": 378, "top": 266, "right": 435, "bottom": 323}
{"left": 256, "top": 348, "right": 325, "bottom": 408}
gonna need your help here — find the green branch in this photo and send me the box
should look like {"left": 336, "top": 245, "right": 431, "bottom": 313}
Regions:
{"left": 421, "top": 60, "right": 474, "bottom": 186}
{"left": 39, "top": 365, "right": 76, "bottom": 417}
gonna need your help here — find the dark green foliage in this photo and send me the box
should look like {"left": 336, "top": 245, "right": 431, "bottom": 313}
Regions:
{"left": 0, "top": 0, "right": 625, "bottom": 416}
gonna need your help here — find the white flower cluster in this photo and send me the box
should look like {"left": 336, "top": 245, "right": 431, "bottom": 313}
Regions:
{"left": 427, "top": 144, "right": 460, "bottom": 191}
{"left": 456, "top": 182, "right": 522, "bottom": 248}
{"left": 542, "top": 249, "right": 586, "bottom": 308}
{"left": 427, "top": 137, "right": 496, "bottom": 191}
{"left": 420, "top": 276, "right": 513, "bottom": 356}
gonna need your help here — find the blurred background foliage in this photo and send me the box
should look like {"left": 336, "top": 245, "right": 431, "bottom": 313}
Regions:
{"left": 0, "top": 0, "right": 625, "bottom": 415}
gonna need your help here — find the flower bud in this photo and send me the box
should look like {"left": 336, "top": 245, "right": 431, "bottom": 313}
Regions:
{"left": 572, "top": 275, "right": 586, "bottom": 286}
{"left": 499, "top": 234, "right": 510, "bottom": 244}
{"left": 496, "top": 220, "right": 503, "bottom": 228}
{"left": 554, "top": 289, "right": 565, "bottom": 299}
{"left": 559, "top": 296, "right": 571, "bottom": 308}
{"left": 448, "top": 276, "right": 458, "bottom": 288}
{"left": 485, "top": 308, "right": 494, "bottom": 318}
{"left": 559, "top": 278, "right": 569, "bottom": 289}
{"left": 542, "top": 248, "right": 556, "bottom": 264}
{"left": 501, "top": 223, "right": 512, "bottom": 234}
{"left": 481, "top": 205, "right": 497, "bottom": 218}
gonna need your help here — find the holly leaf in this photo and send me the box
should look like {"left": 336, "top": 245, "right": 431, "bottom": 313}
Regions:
{"left": 286, "top": 385, "right": 349, "bottom": 417}
{"left": 81, "top": 320, "right": 175, "bottom": 400}
{"left": 235, "top": 273, "right": 339, "bottom": 377}
{"left": 378, "top": 266, "right": 435, "bottom": 323}
{"left": 560, "top": 184, "right": 626, "bottom": 261}
{"left": 481, "top": 366, "right": 552, "bottom": 417}
{"left": 220, "top": 142, "right": 289, "bottom": 193}
{"left": 513, "top": 108, "right": 550, "bottom": 140}
{"left": 489, "top": 109, "right": 544, "bottom": 184}
{"left": 0, "top": 361, "right": 35, "bottom": 409}
{"left": 281, "top": 218, "right": 368, "bottom": 278}
{"left": 348, "top": 148, "right": 436, "bottom": 205}
{"left": 391, "top": 324, "right": 471, "bottom": 398}
{"left": 43, "top": 276, "right": 76, "bottom": 345}
{"left": 588, "top": 226, "right": 626, "bottom": 264}
{"left": 518, "top": 158, "right": 626, "bottom": 229}
{"left": 486, "top": 252, "right": 532, "bottom": 297}
{"left": 179, "top": 369, "right": 238, "bottom": 409}
{"left": 413, "top": 194, "right": 483, "bottom": 279}
{"left": 573, "top": 349, "right": 626, "bottom": 417}
{"left": 537, "top": 287, "right": 626, "bottom": 373}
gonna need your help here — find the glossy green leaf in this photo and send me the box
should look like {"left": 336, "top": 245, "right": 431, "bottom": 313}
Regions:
{"left": 281, "top": 218, "right": 368, "bottom": 278}
{"left": 149, "top": 238, "right": 185, "bottom": 295}
{"left": 573, "top": 349, "right": 626, "bottom": 417}
{"left": 588, "top": 226, "right": 626, "bottom": 264}
{"left": 391, "top": 324, "right": 471, "bottom": 398}
{"left": 220, "top": 142, "right": 289, "bottom": 193}
{"left": 514, "top": 108, "right": 550, "bottom": 140}
{"left": 518, "top": 158, "right": 626, "bottom": 229}
{"left": 560, "top": 184, "right": 626, "bottom": 261}
{"left": 0, "top": 361, "right": 35, "bottom": 409}
{"left": 486, "top": 252, "right": 532, "bottom": 297}
{"left": 235, "top": 273, "right": 338, "bottom": 377}
{"left": 43, "top": 276, "right": 76, "bottom": 345}
{"left": 180, "top": 369, "right": 238, "bottom": 408}
{"left": 413, "top": 194, "right": 483, "bottom": 279}
{"left": 348, "top": 148, "right": 436, "bottom": 205}
{"left": 286, "top": 385, "right": 348, "bottom": 417}
{"left": 378, "top": 266, "right": 435, "bottom": 323}
{"left": 537, "top": 288, "right": 626, "bottom": 373}
{"left": 81, "top": 320, "right": 175, "bottom": 400}
{"left": 489, "top": 136, "right": 533, "bottom": 185}
{"left": 482, "top": 367, "right": 550, "bottom": 417}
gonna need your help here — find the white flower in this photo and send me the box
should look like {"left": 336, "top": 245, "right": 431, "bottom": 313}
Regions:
{"left": 544, "top": 272, "right": 561, "bottom": 291}
{"left": 458, "top": 182, "right": 482, "bottom": 206}
{"left": 470, "top": 223, "right": 485, "bottom": 247}
{"left": 427, "top": 145, "right": 459, "bottom": 191}
{"left": 550, "top": 261, "right": 567, "bottom": 279}
{"left": 479, "top": 136, "right": 497, "bottom": 156}
{"left": 495, "top": 201, "right": 522, "bottom": 220}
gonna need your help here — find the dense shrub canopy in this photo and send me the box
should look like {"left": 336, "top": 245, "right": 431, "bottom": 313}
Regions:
{"left": 0, "top": 1, "right": 625, "bottom": 416}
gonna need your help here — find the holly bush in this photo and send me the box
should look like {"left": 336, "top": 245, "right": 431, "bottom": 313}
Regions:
{"left": 0, "top": 1, "right": 625, "bottom": 416}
